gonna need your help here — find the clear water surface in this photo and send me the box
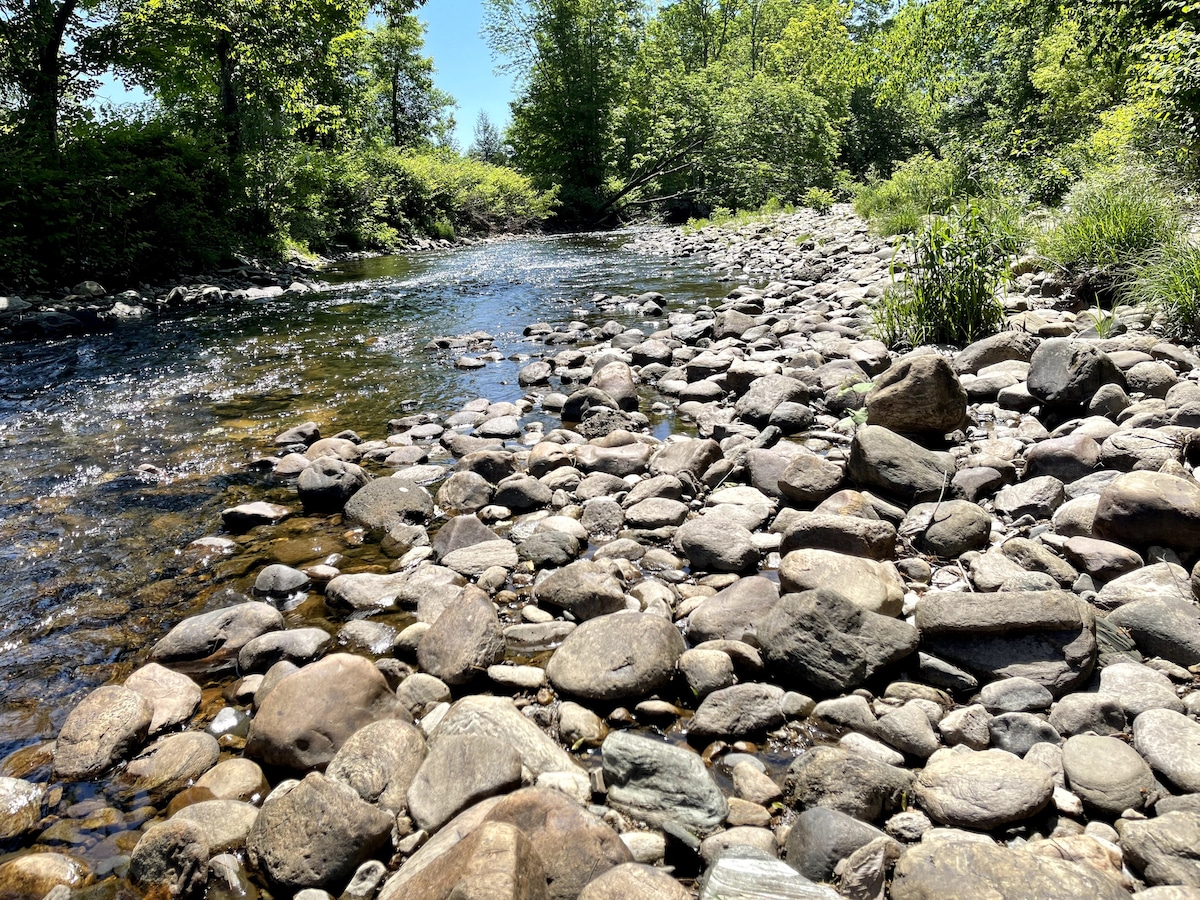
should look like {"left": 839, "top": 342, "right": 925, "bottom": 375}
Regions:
{"left": 0, "top": 231, "right": 733, "bottom": 759}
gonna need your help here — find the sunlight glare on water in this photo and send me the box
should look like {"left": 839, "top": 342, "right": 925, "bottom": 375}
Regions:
{"left": 0, "top": 230, "right": 731, "bottom": 758}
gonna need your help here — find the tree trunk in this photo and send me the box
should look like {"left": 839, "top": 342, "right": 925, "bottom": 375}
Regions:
{"left": 217, "top": 35, "right": 240, "bottom": 157}
{"left": 27, "top": 0, "right": 77, "bottom": 153}
{"left": 390, "top": 64, "right": 402, "bottom": 146}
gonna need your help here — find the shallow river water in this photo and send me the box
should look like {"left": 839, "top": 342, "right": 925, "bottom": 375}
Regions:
{"left": 0, "top": 231, "right": 731, "bottom": 762}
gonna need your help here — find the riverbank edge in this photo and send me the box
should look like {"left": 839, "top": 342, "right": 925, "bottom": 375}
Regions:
{"left": 0, "top": 230, "right": 531, "bottom": 344}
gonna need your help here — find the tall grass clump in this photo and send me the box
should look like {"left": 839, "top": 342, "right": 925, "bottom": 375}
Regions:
{"left": 854, "top": 153, "right": 967, "bottom": 236}
{"left": 1133, "top": 241, "right": 1200, "bottom": 340}
{"left": 874, "top": 201, "right": 1009, "bottom": 348}
{"left": 1036, "top": 170, "right": 1182, "bottom": 274}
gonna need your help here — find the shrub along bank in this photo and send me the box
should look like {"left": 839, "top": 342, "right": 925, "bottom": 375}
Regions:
{"left": 0, "top": 127, "right": 555, "bottom": 293}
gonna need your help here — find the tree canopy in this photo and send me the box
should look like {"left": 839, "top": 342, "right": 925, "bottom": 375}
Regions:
{"left": 0, "top": 0, "right": 1195, "bottom": 285}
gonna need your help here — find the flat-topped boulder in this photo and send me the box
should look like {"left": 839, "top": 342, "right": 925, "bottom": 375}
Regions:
{"left": 916, "top": 590, "right": 1096, "bottom": 695}
{"left": 848, "top": 426, "right": 956, "bottom": 503}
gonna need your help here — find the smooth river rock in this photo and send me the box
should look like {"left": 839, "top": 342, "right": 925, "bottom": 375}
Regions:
{"left": 891, "top": 838, "right": 1133, "bottom": 900}
{"left": 546, "top": 612, "right": 684, "bottom": 702}
{"left": 247, "top": 772, "right": 394, "bottom": 893}
{"left": 913, "top": 748, "right": 1053, "bottom": 829}
{"left": 53, "top": 684, "right": 153, "bottom": 780}
{"left": 1133, "top": 708, "right": 1200, "bottom": 793}
{"left": 601, "top": 730, "right": 728, "bottom": 831}
{"left": 245, "top": 653, "right": 408, "bottom": 772}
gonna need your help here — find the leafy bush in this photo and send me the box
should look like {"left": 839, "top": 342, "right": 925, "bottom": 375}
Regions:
{"left": 874, "top": 202, "right": 1009, "bottom": 348}
{"left": 1134, "top": 241, "right": 1200, "bottom": 340}
{"left": 853, "top": 153, "right": 968, "bottom": 235}
{"left": 803, "top": 187, "right": 836, "bottom": 213}
{"left": 0, "top": 121, "right": 235, "bottom": 287}
{"left": 265, "top": 144, "right": 557, "bottom": 255}
{"left": 1036, "top": 169, "right": 1182, "bottom": 273}
{"left": 681, "top": 201, "right": 800, "bottom": 233}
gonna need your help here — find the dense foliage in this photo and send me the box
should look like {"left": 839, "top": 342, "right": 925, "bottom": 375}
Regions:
{"left": 483, "top": 0, "right": 1197, "bottom": 226}
{"left": 1, "top": 0, "right": 1197, "bottom": 289}
{"left": 0, "top": 0, "right": 553, "bottom": 289}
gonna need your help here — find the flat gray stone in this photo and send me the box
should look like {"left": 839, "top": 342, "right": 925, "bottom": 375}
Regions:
{"left": 53, "top": 685, "right": 153, "bottom": 780}
{"left": 1134, "top": 708, "right": 1200, "bottom": 793}
{"left": 407, "top": 734, "right": 522, "bottom": 833}
{"left": 892, "top": 838, "right": 1133, "bottom": 899}
{"left": 913, "top": 749, "right": 1053, "bottom": 829}
{"left": 546, "top": 612, "right": 684, "bottom": 702}
{"left": 1062, "top": 734, "right": 1155, "bottom": 815}
{"left": 602, "top": 730, "right": 727, "bottom": 831}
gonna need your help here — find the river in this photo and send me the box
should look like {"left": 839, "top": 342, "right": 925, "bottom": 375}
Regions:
{"left": 0, "top": 231, "right": 732, "bottom": 761}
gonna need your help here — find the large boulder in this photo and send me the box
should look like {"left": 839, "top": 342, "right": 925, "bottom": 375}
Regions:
{"left": 0, "top": 778, "right": 45, "bottom": 843}
{"left": 590, "top": 361, "right": 638, "bottom": 411}
{"left": 150, "top": 599, "right": 283, "bottom": 672}
{"left": 432, "top": 696, "right": 582, "bottom": 778}
{"left": 532, "top": 560, "right": 626, "bottom": 621}
{"left": 784, "top": 807, "right": 888, "bottom": 882}
{"left": 689, "top": 683, "right": 787, "bottom": 741}
{"left": 757, "top": 589, "right": 918, "bottom": 694}
{"left": 123, "top": 663, "right": 202, "bottom": 735}
{"left": 111, "top": 731, "right": 220, "bottom": 802}
{"left": 1093, "top": 471, "right": 1200, "bottom": 554}
{"left": 778, "top": 452, "right": 845, "bottom": 506}
{"left": 866, "top": 355, "right": 967, "bottom": 439}
{"left": 602, "top": 730, "right": 728, "bottom": 831}
{"left": 952, "top": 331, "right": 1040, "bottom": 374}
{"left": 687, "top": 576, "right": 779, "bottom": 644}
{"left": 913, "top": 748, "right": 1053, "bottom": 828}
{"left": 407, "top": 734, "right": 522, "bottom": 833}
{"left": 297, "top": 456, "right": 370, "bottom": 512}
{"left": 1133, "top": 708, "right": 1200, "bottom": 793}
{"left": 777, "top": 549, "right": 904, "bottom": 616}
{"left": 0, "top": 853, "right": 91, "bottom": 900}
{"left": 130, "top": 819, "right": 209, "bottom": 900}
{"left": 915, "top": 590, "right": 1096, "bottom": 696}
{"left": 53, "top": 685, "right": 153, "bottom": 780}
{"left": 344, "top": 477, "right": 433, "bottom": 533}
{"left": 246, "top": 772, "right": 394, "bottom": 893}
{"left": 1106, "top": 597, "right": 1200, "bottom": 667}
{"left": 326, "top": 718, "right": 426, "bottom": 813}
{"left": 900, "top": 500, "right": 992, "bottom": 558}
{"left": 892, "top": 839, "right": 1133, "bottom": 900}
{"left": 577, "top": 864, "right": 690, "bottom": 900}
{"left": 546, "top": 612, "right": 684, "bottom": 702}
{"left": 1061, "top": 734, "right": 1155, "bottom": 815}
{"left": 674, "top": 515, "right": 761, "bottom": 572}
{"left": 483, "top": 788, "right": 634, "bottom": 900}
{"left": 735, "top": 375, "right": 810, "bottom": 426}
{"left": 417, "top": 586, "right": 505, "bottom": 685}
{"left": 784, "top": 746, "right": 912, "bottom": 822}
{"left": 1120, "top": 811, "right": 1200, "bottom": 888}
{"left": 245, "top": 653, "right": 408, "bottom": 772}
{"left": 380, "top": 820, "right": 549, "bottom": 900}
{"left": 848, "top": 426, "right": 956, "bottom": 503}
{"left": 650, "top": 438, "right": 723, "bottom": 479}
{"left": 1026, "top": 339, "right": 1125, "bottom": 417}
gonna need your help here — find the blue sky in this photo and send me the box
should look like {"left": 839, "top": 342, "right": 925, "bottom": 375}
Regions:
{"left": 94, "top": 0, "right": 518, "bottom": 152}
{"left": 419, "top": 0, "right": 517, "bottom": 150}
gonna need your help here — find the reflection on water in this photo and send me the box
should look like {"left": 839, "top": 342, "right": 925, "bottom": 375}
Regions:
{"left": 0, "top": 230, "right": 730, "bottom": 758}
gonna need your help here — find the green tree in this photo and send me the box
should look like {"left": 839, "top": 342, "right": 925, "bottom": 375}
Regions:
{"left": 0, "top": 0, "right": 117, "bottom": 150}
{"left": 119, "top": 0, "right": 378, "bottom": 156}
{"left": 485, "top": 0, "right": 642, "bottom": 221}
{"left": 357, "top": 10, "right": 455, "bottom": 149}
{"left": 469, "top": 109, "right": 507, "bottom": 163}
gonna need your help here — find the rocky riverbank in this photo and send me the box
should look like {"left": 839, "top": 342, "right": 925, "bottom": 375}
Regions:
{"left": 0, "top": 233, "right": 483, "bottom": 341}
{"left": 4, "top": 204, "right": 1200, "bottom": 899}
